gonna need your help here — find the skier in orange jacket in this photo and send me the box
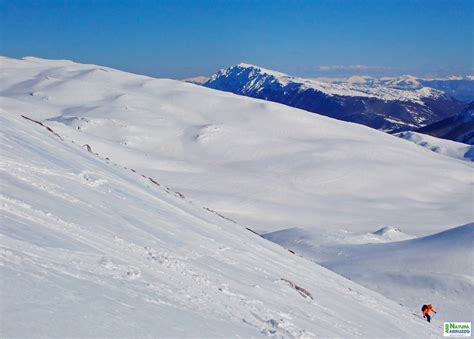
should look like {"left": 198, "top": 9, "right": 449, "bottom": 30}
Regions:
{"left": 421, "top": 304, "right": 437, "bottom": 322}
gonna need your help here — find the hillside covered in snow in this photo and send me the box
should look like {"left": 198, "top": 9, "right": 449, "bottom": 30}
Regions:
{"left": 1, "top": 56, "right": 471, "bottom": 236}
{"left": 0, "top": 109, "right": 441, "bottom": 338}
{"left": 1, "top": 56, "right": 472, "bottom": 336}
{"left": 204, "top": 63, "right": 468, "bottom": 132}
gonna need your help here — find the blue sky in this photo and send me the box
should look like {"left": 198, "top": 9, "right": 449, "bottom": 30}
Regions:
{"left": 1, "top": 0, "right": 472, "bottom": 79}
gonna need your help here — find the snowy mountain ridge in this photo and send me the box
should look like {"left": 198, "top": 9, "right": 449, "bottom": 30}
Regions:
{"left": 318, "top": 74, "right": 474, "bottom": 102}
{"left": 208, "top": 63, "right": 445, "bottom": 104}
{"left": 204, "top": 63, "right": 466, "bottom": 131}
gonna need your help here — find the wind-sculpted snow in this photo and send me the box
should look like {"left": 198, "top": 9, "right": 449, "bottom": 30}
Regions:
{"left": 204, "top": 63, "right": 467, "bottom": 131}
{"left": 0, "top": 112, "right": 439, "bottom": 337}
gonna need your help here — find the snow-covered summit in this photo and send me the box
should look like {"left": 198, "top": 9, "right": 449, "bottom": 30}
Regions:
{"left": 380, "top": 75, "right": 422, "bottom": 89}
{"left": 372, "top": 226, "right": 414, "bottom": 241}
{"left": 231, "top": 63, "right": 289, "bottom": 78}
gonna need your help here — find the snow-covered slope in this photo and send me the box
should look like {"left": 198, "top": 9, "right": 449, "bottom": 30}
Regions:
{"left": 263, "top": 226, "right": 416, "bottom": 265}
{"left": 263, "top": 223, "right": 474, "bottom": 323}
{"left": 323, "top": 223, "right": 474, "bottom": 323}
{"left": 204, "top": 63, "right": 467, "bottom": 131}
{"left": 1, "top": 56, "right": 472, "bottom": 336}
{"left": 396, "top": 131, "right": 474, "bottom": 162}
{"left": 0, "top": 112, "right": 439, "bottom": 337}
{"left": 0, "top": 56, "right": 472, "bottom": 238}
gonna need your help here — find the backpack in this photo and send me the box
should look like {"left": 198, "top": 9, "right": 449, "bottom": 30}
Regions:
{"left": 421, "top": 305, "right": 428, "bottom": 312}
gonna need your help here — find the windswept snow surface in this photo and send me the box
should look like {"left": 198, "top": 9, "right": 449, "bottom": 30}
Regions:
{"left": 0, "top": 56, "right": 472, "bottom": 238}
{"left": 0, "top": 112, "right": 439, "bottom": 337}
{"left": 396, "top": 131, "right": 474, "bottom": 162}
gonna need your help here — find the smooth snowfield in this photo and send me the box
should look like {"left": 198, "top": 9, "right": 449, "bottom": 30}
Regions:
{"left": 0, "top": 56, "right": 472, "bottom": 238}
{"left": 0, "top": 112, "right": 438, "bottom": 337}
{"left": 264, "top": 224, "right": 474, "bottom": 323}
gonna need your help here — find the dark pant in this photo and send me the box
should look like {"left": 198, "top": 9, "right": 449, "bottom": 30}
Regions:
{"left": 426, "top": 314, "right": 431, "bottom": 322}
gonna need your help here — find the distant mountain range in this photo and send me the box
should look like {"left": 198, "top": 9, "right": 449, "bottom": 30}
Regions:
{"left": 309, "top": 74, "right": 474, "bottom": 103}
{"left": 200, "top": 64, "right": 472, "bottom": 132}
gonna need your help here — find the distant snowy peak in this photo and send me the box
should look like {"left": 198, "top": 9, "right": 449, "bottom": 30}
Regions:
{"left": 383, "top": 75, "right": 422, "bottom": 89}
{"left": 215, "top": 63, "right": 289, "bottom": 77}
{"left": 228, "top": 63, "right": 289, "bottom": 78}
{"left": 372, "top": 226, "right": 415, "bottom": 241}
{"left": 205, "top": 64, "right": 466, "bottom": 132}
{"left": 207, "top": 63, "right": 290, "bottom": 94}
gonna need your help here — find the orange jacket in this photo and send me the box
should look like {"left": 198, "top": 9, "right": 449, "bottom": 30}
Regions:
{"left": 422, "top": 304, "right": 436, "bottom": 316}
